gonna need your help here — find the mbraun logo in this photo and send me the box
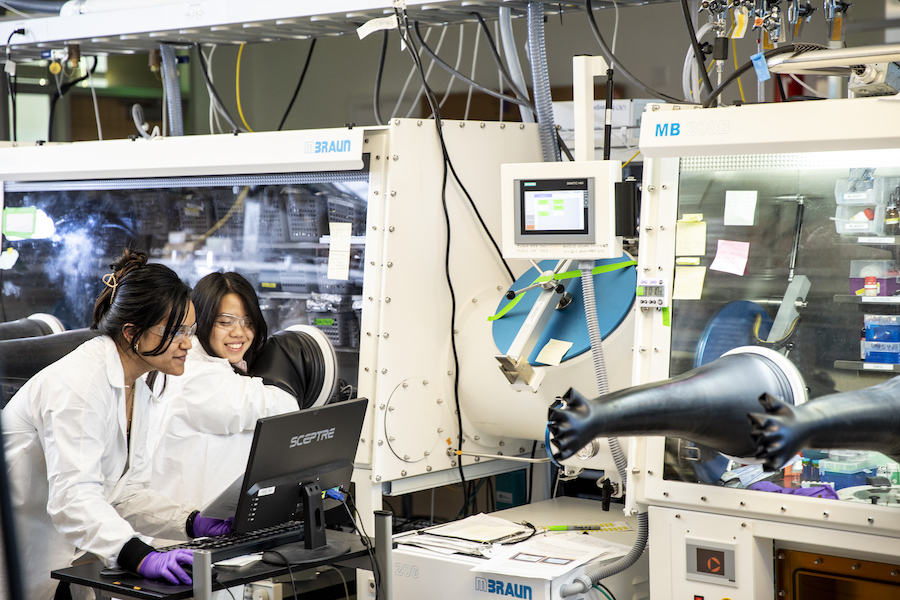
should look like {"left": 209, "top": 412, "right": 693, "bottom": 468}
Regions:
{"left": 289, "top": 427, "right": 335, "bottom": 448}
{"left": 474, "top": 577, "right": 532, "bottom": 598}
{"left": 655, "top": 123, "right": 680, "bottom": 137}
{"left": 303, "top": 139, "right": 352, "bottom": 154}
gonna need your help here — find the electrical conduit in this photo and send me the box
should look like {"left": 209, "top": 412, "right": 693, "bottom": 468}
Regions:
{"left": 159, "top": 44, "right": 184, "bottom": 136}
{"left": 527, "top": 2, "right": 559, "bottom": 162}
{"left": 499, "top": 7, "right": 534, "bottom": 124}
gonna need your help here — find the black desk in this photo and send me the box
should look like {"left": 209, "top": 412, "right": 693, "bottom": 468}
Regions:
{"left": 51, "top": 531, "right": 370, "bottom": 600}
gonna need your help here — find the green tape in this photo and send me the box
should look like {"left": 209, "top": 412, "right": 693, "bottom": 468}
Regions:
{"left": 488, "top": 261, "right": 637, "bottom": 321}
{"left": 662, "top": 307, "right": 670, "bottom": 327}
{"left": 314, "top": 318, "right": 335, "bottom": 326}
{"left": 2, "top": 207, "right": 37, "bottom": 238}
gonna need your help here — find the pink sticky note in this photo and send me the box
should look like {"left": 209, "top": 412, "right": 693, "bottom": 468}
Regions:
{"left": 709, "top": 239, "right": 750, "bottom": 276}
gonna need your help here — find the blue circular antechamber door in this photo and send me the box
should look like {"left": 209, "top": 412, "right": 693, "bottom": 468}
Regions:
{"left": 491, "top": 255, "right": 636, "bottom": 365}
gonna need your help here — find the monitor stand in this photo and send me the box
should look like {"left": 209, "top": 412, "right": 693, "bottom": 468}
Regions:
{"left": 262, "top": 483, "right": 351, "bottom": 565}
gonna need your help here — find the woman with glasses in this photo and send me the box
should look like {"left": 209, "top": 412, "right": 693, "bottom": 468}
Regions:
{"left": 147, "top": 272, "right": 299, "bottom": 508}
{"left": 1, "top": 248, "right": 231, "bottom": 599}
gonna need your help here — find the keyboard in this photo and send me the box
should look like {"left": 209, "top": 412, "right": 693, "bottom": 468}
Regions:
{"left": 159, "top": 521, "right": 305, "bottom": 563}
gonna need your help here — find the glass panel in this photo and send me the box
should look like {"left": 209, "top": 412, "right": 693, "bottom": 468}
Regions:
{"left": 665, "top": 151, "right": 900, "bottom": 493}
{"left": 1, "top": 166, "right": 369, "bottom": 394}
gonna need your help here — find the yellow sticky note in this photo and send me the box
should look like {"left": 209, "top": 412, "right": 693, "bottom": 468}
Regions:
{"left": 673, "top": 266, "right": 706, "bottom": 300}
{"left": 536, "top": 339, "right": 574, "bottom": 366}
{"left": 676, "top": 221, "right": 707, "bottom": 256}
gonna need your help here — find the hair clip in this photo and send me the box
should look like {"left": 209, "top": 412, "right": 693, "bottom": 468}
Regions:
{"left": 102, "top": 273, "right": 118, "bottom": 305}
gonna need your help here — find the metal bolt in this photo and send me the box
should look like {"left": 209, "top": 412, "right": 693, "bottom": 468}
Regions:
{"left": 390, "top": 191, "right": 397, "bottom": 197}
{"left": 777, "top": 553, "right": 785, "bottom": 560}
{"left": 389, "top": 226, "right": 395, "bottom": 232}
{"left": 630, "top": 509, "right": 639, "bottom": 516}
{"left": 364, "top": 367, "right": 370, "bottom": 372}
{"left": 479, "top": 122, "right": 485, "bottom": 128}
{"left": 451, "top": 461, "right": 457, "bottom": 467}
{"left": 675, "top": 514, "right": 680, "bottom": 519}
{"left": 423, "top": 380, "right": 429, "bottom": 385}
{"left": 519, "top": 447, "right": 525, "bottom": 453}
{"left": 643, "top": 267, "right": 650, "bottom": 272}
{"left": 852, "top": 564, "right": 860, "bottom": 571}
{"left": 647, "top": 470, "right": 653, "bottom": 475}
{"left": 740, "top": 501, "right": 745, "bottom": 506}
{"left": 453, "top": 330, "right": 459, "bottom": 334}
{"left": 661, "top": 185, "right": 668, "bottom": 190}
{"left": 368, "top": 296, "right": 373, "bottom": 301}
{"left": 653, "top": 348, "right": 659, "bottom": 353}
{"left": 370, "top": 261, "right": 375, "bottom": 266}
{"left": 424, "top": 451, "right": 430, "bottom": 456}
{"left": 474, "top": 457, "right": 480, "bottom": 462}
{"left": 519, "top": 124, "right": 525, "bottom": 129}
{"left": 389, "top": 436, "right": 395, "bottom": 441}
{"left": 647, "top": 185, "right": 656, "bottom": 192}
{"left": 472, "top": 298, "right": 478, "bottom": 303}
{"left": 403, "top": 455, "right": 409, "bottom": 460}
{"left": 869, "top": 517, "right": 875, "bottom": 524}
{"left": 392, "top": 155, "right": 398, "bottom": 161}
{"left": 361, "top": 438, "right": 366, "bottom": 443}
{"left": 892, "top": 570, "right": 898, "bottom": 576}
{"left": 499, "top": 441, "right": 505, "bottom": 446}
{"left": 385, "top": 297, "right": 391, "bottom": 303}
{"left": 663, "top": 492, "right": 668, "bottom": 497}
{"left": 778, "top": 592, "right": 785, "bottom": 597}
{"left": 814, "top": 558, "right": 823, "bottom": 565}
{"left": 497, "top": 286, "right": 503, "bottom": 291}
{"left": 644, "top": 226, "right": 653, "bottom": 231}
{"left": 448, "top": 371, "right": 454, "bottom": 376}
{"left": 438, "top": 428, "right": 443, "bottom": 433}
{"left": 700, "top": 496, "right": 707, "bottom": 502}
{"left": 401, "top": 470, "right": 407, "bottom": 476}
{"left": 474, "top": 436, "right": 480, "bottom": 441}
{"left": 781, "top": 506, "right": 787, "bottom": 512}
{"left": 374, "top": 191, "right": 379, "bottom": 196}
{"left": 459, "top": 122, "right": 465, "bottom": 128}
{"left": 500, "top": 123, "right": 506, "bottom": 129}
{"left": 384, "top": 332, "right": 390, "bottom": 339}
{"left": 381, "top": 368, "right": 388, "bottom": 374}
{"left": 426, "top": 466, "right": 432, "bottom": 472}
{"left": 364, "top": 138, "right": 369, "bottom": 143}
{"left": 658, "top": 266, "right": 663, "bottom": 271}
{"left": 376, "top": 475, "right": 382, "bottom": 481}
{"left": 639, "top": 347, "right": 647, "bottom": 352}
{"left": 394, "top": 119, "right": 400, "bottom": 126}
{"left": 659, "top": 225, "right": 665, "bottom": 230}
{"left": 631, "top": 467, "right": 640, "bottom": 474}
{"left": 375, "top": 155, "right": 381, "bottom": 160}
{"left": 823, "top": 511, "right": 829, "bottom": 518}
{"left": 389, "top": 406, "right": 395, "bottom": 411}
{"left": 387, "top": 262, "right": 393, "bottom": 268}
{"left": 652, "top": 105, "right": 660, "bottom": 111}
{"left": 371, "top": 226, "right": 377, "bottom": 231}
{"left": 402, "top": 383, "right": 408, "bottom": 388}
{"left": 417, "top": 120, "right": 422, "bottom": 126}
{"left": 367, "top": 332, "right": 372, "bottom": 336}
{"left": 379, "top": 404, "right": 385, "bottom": 410}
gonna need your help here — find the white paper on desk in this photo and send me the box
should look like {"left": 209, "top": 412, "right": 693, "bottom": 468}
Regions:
{"left": 395, "top": 532, "right": 487, "bottom": 556}
{"left": 422, "top": 513, "right": 527, "bottom": 543}
{"left": 471, "top": 532, "right": 623, "bottom": 580}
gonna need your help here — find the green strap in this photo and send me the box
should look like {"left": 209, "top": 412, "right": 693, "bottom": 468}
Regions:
{"left": 487, "top": 261, "right": 637, "bottom": 322}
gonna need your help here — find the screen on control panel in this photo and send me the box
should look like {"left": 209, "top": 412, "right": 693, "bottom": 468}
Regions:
{"left": 514, "top": 177, "right": 595, "bottom": 245}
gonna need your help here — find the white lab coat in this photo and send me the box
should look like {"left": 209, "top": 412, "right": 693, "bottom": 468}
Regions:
{"left": 147, "top": 340, "right": 299, "bottom": 508}
{"left": 0, "top": 336, "right": 194, "bottom": 600}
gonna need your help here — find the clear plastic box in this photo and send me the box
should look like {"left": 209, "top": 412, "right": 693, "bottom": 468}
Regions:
{"left": 834, "top": 204, "right": 886, "bottom": 236}
{"left": 834, "top": 175, "right": 898, "bottom": 206}
{"left": 850, "top": 260, "right": 900, "bottom": 296}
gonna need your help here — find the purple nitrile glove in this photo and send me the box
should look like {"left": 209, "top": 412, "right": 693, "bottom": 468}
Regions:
{"left": 193, "top": 514, "right": 234, "bottom": 537}
{"left": 137, "top": 549, "right": 193, "bottom": 585}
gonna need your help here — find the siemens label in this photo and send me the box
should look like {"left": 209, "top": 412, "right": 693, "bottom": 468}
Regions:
{"left": 304, "top": 140, "right": 352, "bottom": 154}
{"left": 474, "top": 577, "right": 532, "bottom": 598}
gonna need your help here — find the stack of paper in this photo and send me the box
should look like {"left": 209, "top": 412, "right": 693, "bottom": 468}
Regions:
{"left": 394, "top": 513, "right": 529, "bottom": 557}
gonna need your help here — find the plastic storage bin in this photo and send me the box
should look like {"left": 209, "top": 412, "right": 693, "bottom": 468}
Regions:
{"left": 865, "top": 314, "right": 900, "bottom": 341}
{"left": 819, "top": 454, "right": 880, "bottom": 490}
{"left": 835, "top": 175, "right": 899, "bottom": 206}
{"left": 850, "top": 260, "right": 900, "bottom": 296}
{"left": 864, "top": 341, "right": 900, "bottom": 363}
{"left": 834, "top": 204, "right": 886, "bottom": 236}
{"left": 309, "top": 310, "right": 357, "bottom": 347}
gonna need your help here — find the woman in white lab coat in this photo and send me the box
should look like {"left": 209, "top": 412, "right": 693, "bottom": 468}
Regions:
{"left": 148, "top": 272, "right": 299, "bottom": 508}
{"left": 1, "top": 249, "right": 229, "bottom": 600}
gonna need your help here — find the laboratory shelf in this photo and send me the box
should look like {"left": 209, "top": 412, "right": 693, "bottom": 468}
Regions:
{"left": 833, "top": 295, "right": 900, "bottom": 305}
{"left": 834, "top": 360, "right": 900, "bottom": 373}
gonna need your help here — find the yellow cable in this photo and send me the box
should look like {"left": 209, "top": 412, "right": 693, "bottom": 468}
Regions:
{"left": 730, "top": 11, "right": 745, "bottom": 103}
{"left": 236, "top": 43, "right": 254, "bottom": 132}
{"left": 193, "top": 186, "right": 250, "bottom": 244}
{"left": 622, "top": 150, "right": 641, "bottom": 168}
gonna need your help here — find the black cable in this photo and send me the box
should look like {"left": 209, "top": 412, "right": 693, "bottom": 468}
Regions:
{"left": 556, "top": 129, "right": 574, "bottom": 161}
{"left": 596, "top": 581, "right": 618, "bottom": 600}
{"left": 526, "top": 441, "right": 537, "bottom": 504}
{"left": 679, "top": 0, "right": 713, "bottom": 95}
{"left": 263, "top": 550, "right": 299, "bottom": 600}
{"left": 775, "top": 73, "right": 787, "bottom": 103}
{"left": 411, "top": 21, "right": 534, "bottom": 112}
{"left": 345, "top": 496, "right": 381, "bottom": 600}
{"left": 471, "top": 13, "right": 530, "bottom": 105}
{"left": 702, "top": 44, "right": 824, "bottom": 108}
{"left": 47, "top": 56, "right": 98, "bottom": 142}
{"left": 277, "top": 39, "right": 317, "bottom": 131}
{"left": 584, "top": 0, "right": 684, "bottom": 104}
{"left": 194, "top": 43, "right": 242, "bottom": 132}
{"left": 6, "top": 28, "right": 25, "bottom": 143}
{"left": 374, "top": 30, "right": 389, "bottom": 126}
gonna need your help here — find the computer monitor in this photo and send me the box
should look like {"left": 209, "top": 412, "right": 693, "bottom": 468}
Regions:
{"left": 232, "top": 397, "right": 368, "bottom": 562}
{"left": 500, "top": 160, "right": 621, "bottom": 260}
